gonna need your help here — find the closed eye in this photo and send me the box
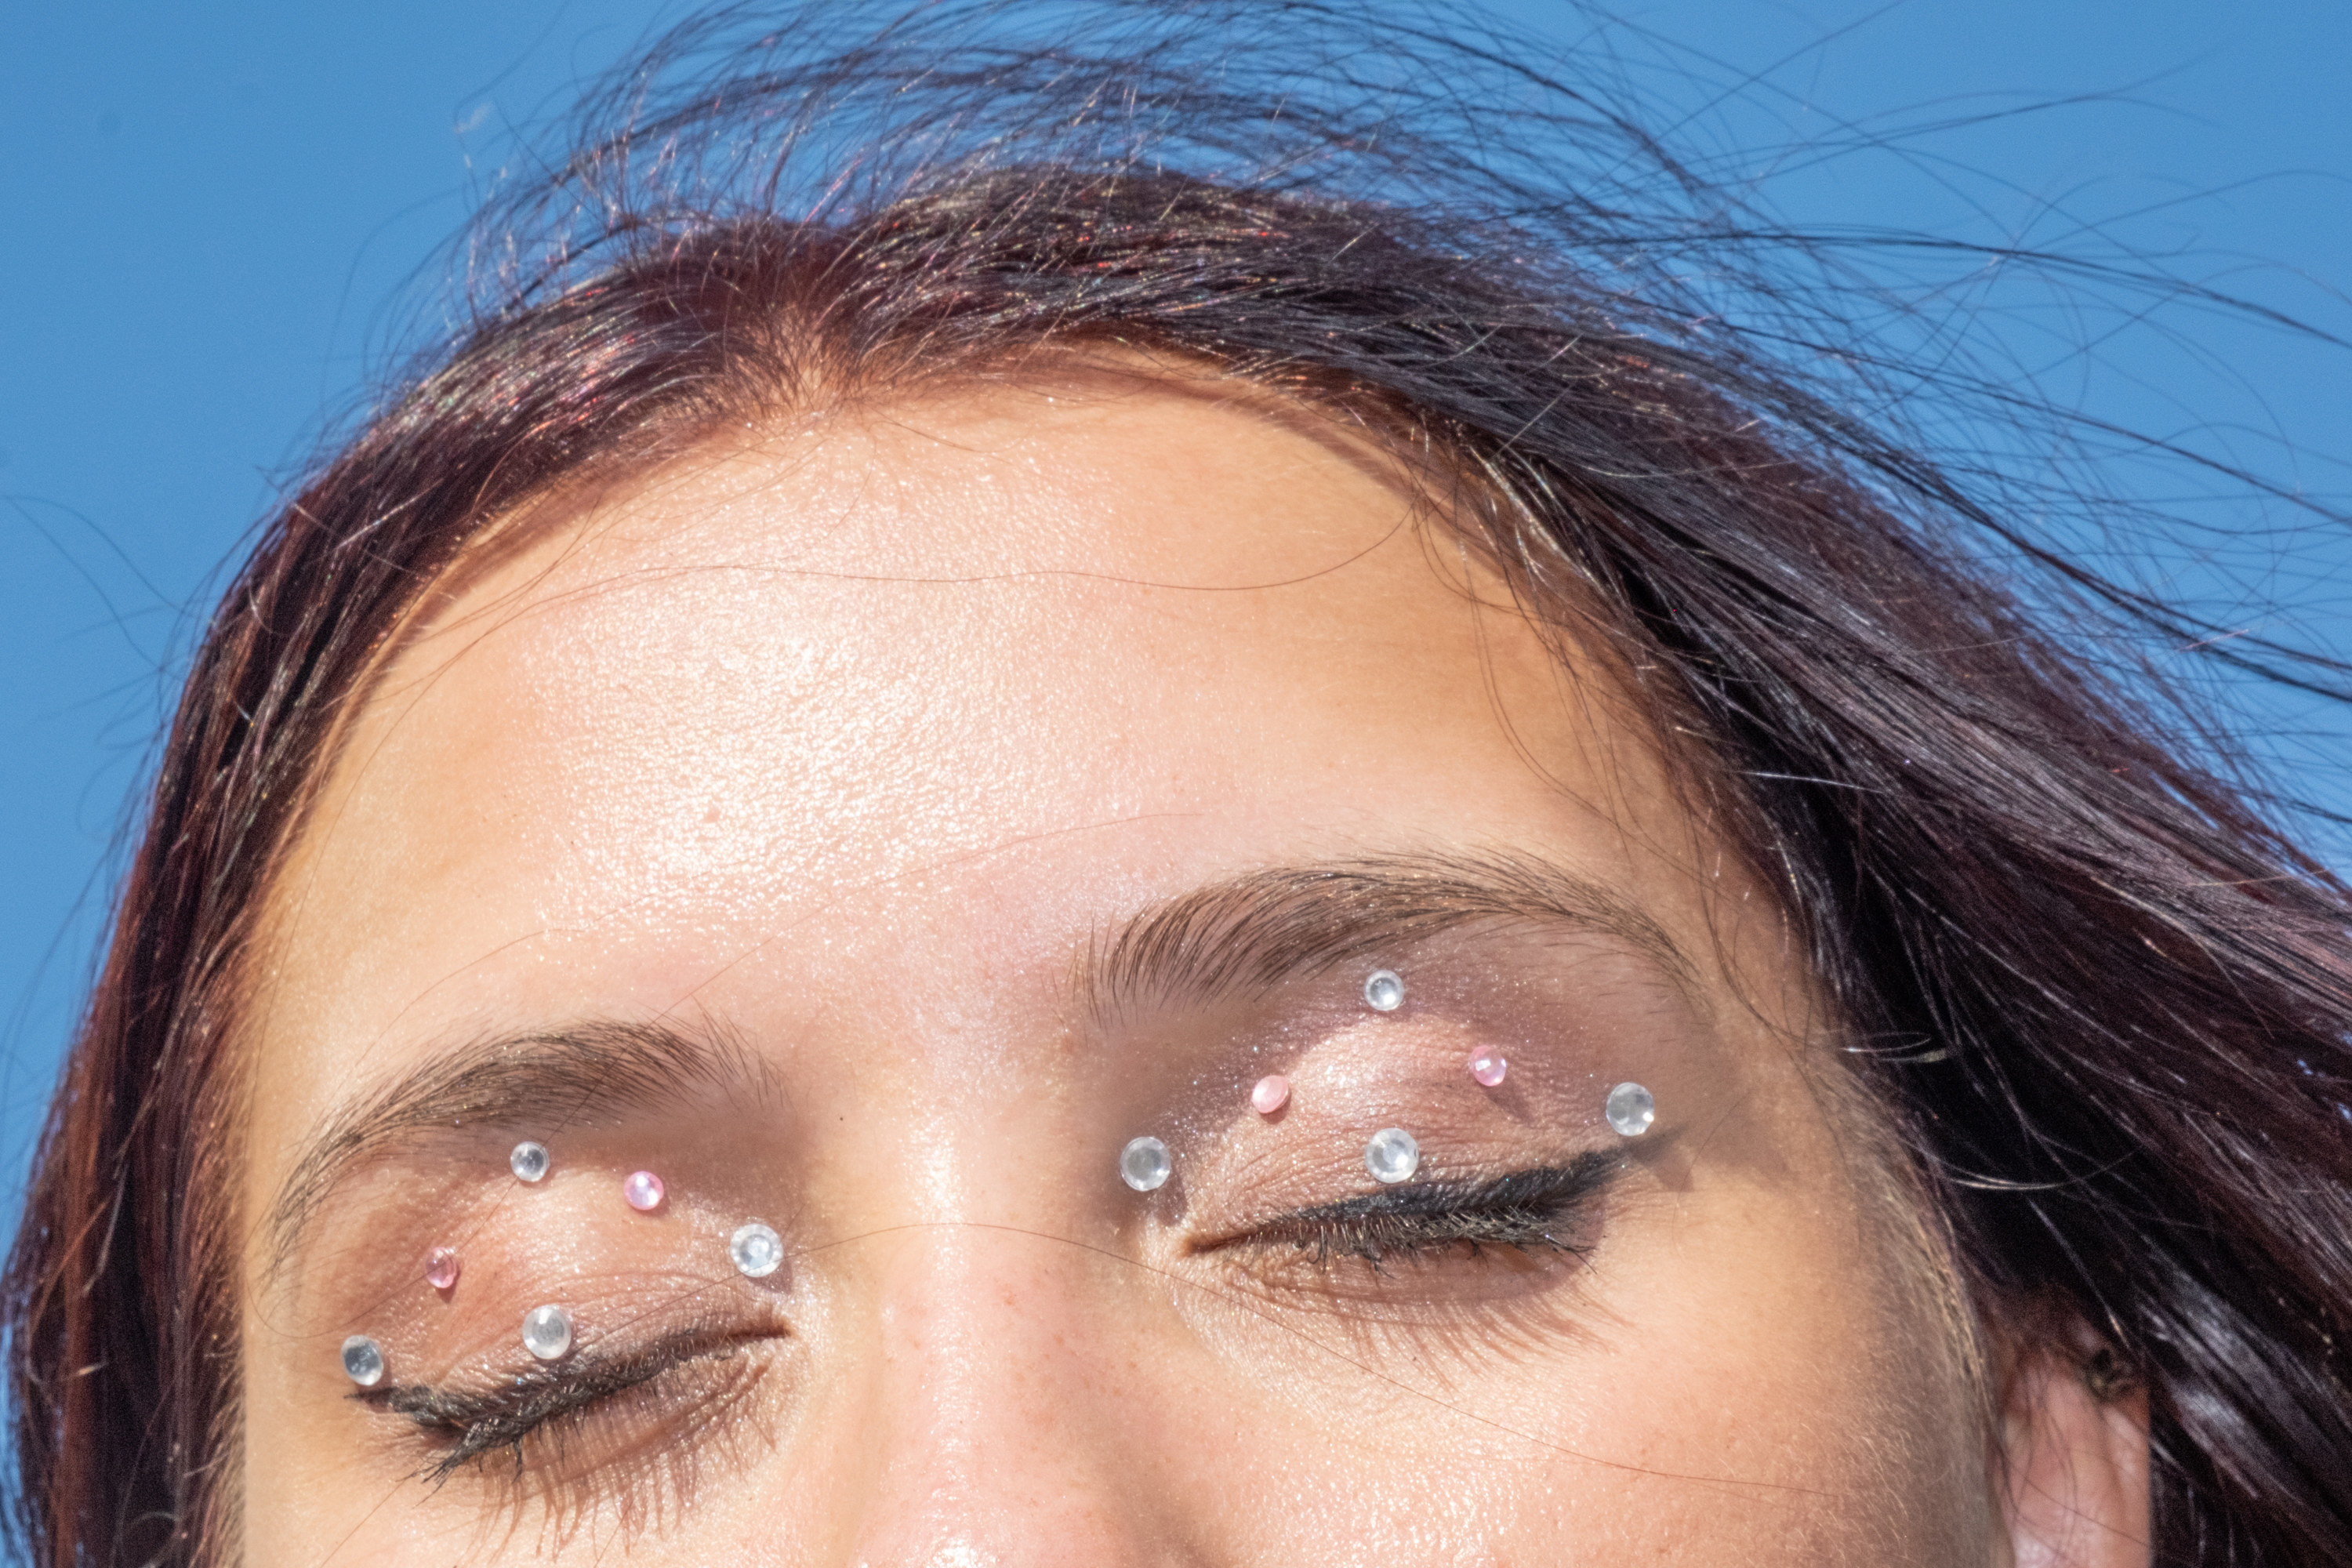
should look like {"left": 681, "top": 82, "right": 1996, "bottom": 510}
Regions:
{"left": 1189, "top": 1152, "right": 1621, "bottom": 1271}
{"left": 360, "top": 1323, "right": 780, "bottom": 1481}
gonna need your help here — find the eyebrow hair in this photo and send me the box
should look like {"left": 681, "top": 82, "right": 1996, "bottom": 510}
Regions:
{"left": 1082, "top": 850, "right": 1696, "bottom": 1025}
{"left": 264, "top": 1018, "right": 778, "bottom": 1283}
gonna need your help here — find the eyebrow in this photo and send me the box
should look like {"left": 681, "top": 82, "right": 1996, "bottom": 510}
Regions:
{"left": 1081, "top": 850, "right": 1696, "bottom": 1026}
{"left": 264, "top": 1019, "right": 778, "bottom": 1283}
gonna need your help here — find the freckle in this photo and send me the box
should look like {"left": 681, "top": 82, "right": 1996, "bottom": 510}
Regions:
{"left": 1250, "top": 1074, "right": 1290, "bottom": 1116}
{"left": 426, "top": 1247, "right": 460, "bottom": 1291}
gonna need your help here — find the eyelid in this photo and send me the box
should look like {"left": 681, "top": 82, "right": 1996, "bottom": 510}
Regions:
{"left": 1188, "top": 1152, "right": 1623, "bottom": 1265}
{"left": 362, "top": 1321, "right": 782, "bottom": 1476}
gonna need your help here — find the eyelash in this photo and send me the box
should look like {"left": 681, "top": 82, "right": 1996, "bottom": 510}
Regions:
{"left": 1200, "top": 1152, "right": 1622, "bottom": 1270}
{"left": 364, "top": 1325, "right": 775, "bottom": 1486}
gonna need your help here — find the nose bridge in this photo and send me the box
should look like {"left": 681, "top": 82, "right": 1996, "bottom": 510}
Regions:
{"left": 832, "top": 1213, "right": 1180, "bottom": 1567}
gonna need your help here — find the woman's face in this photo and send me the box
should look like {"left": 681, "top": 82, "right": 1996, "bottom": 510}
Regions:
{"left": 237, "top": 375, "right": 1998, "bottom": 1565}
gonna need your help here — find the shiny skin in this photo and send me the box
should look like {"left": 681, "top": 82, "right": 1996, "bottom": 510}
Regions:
{"left": 237, "top": 369, "right": 2147, "bottom": 1566}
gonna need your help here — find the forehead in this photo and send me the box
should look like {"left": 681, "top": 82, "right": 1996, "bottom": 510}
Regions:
{"left": 252, "top": 376, "right": 1713, "bottom": 1113}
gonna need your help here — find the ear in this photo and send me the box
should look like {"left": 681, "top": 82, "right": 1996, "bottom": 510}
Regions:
{"left": 1999, "top": 1348, "right": 2152, "bottom": 1568}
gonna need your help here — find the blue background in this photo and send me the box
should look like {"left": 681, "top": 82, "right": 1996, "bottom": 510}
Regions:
{"left": 3, "top": 0, "right": 2348, "bottom": 1225}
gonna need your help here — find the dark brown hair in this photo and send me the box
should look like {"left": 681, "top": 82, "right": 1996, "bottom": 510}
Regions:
{"left": 9, "top": 4, "right": 2350, "bottom": 1563}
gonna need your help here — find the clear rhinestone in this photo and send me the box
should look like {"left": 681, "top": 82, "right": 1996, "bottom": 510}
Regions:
{"left": 729, "top": 1221, "right": 785, "bottom": 1279}
{"left": 521, "top": 1304, "right": 574, "bottom": 1361}
{"left": 1363, "top": 1127, "right": 1420, "bottom": 1184}
{"left": 1120, "top": 1135, "right": 1172, "bottom": 1192}
{"left": 1605, "top": 1081, "right": 1657, "bottom": 1137}
{"left": 1362, "top": 970, "right": 1405, "bottom": 1012}
{"left": 341, "top": 1334, "right": 385, "bottom": 1387}
{"left": 509, "top": 1141, "right": 550, "bottom": 1182}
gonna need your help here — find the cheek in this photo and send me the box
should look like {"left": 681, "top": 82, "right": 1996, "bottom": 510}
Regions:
{"left": 1519, "top": 1117, "right": 1987, "bottom": 1556}
{"left": 1129, "top": 1142, "right": 1980, "bottom": 1561}
{"left": 1625, "top": 1174, "right": 1988, "bottom": 1560}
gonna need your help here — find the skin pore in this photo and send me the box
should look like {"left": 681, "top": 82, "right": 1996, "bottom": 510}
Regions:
{"left": 234, "top": 368, "right": 2147, "bottom": 1565}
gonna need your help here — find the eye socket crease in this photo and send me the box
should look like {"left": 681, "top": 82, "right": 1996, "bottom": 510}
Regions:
{"left": 1186, "top": 1152, "right": 1624, "bottom": 1270}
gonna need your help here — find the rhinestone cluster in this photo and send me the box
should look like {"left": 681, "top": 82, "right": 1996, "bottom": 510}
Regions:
{"left": 344, "top": 1140, "right": 801, "bottom": 1386}
{"left": 1109, "top": 966, "right": 1662, "bottom": 1200}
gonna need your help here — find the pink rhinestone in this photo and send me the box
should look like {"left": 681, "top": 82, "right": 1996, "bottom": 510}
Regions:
{"left": 425, "top": 1247, "right": 460, "bottom": 1290}
{"left": 1469, "top": 1052, "right": 1509, "bottom": 1088}
{"left": 1250, "top": 1074, "right": 1290, "bottom": 1116}
{"left": 622, "top": 1171, "right": 666, "bottom": 1212}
